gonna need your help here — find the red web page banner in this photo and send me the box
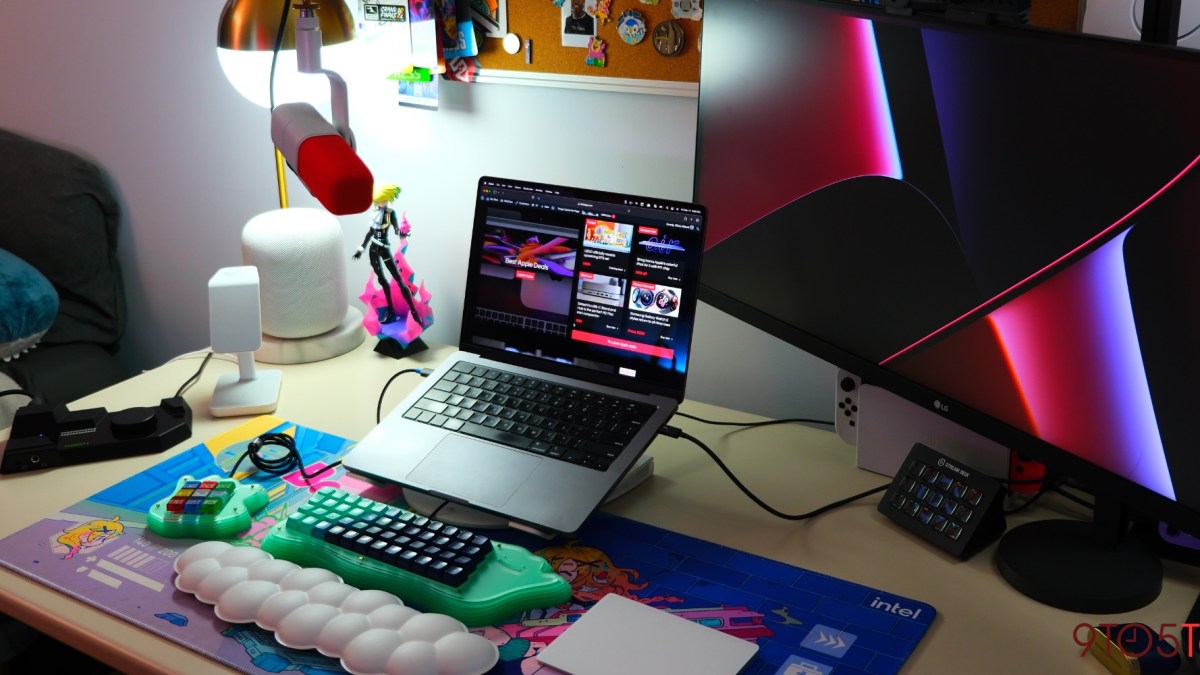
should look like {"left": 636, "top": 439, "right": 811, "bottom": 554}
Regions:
{"left": 571, "top": 329, "right": 675, "bottom": 359}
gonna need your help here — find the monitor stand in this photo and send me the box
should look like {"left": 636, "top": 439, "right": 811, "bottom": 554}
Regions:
{"left": 402, "top": 454, "right": 656, "bottom": 535}
{"left": 995, "top": 497, "right": 1162, "bottom": 613}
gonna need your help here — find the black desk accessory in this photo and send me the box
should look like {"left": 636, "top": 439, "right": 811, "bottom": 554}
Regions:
{"left": 1, "top": 397, "right": 192, "bottom": 474}
{"left": 879, "top": 442, "right": 1006, "bottom": 558}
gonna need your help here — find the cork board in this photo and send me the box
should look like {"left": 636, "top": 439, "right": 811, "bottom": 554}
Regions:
{"left": 471, "top": 0, "right": 702, "bottom": 87}
{"left": 1030, "top": 0, "right": 1081, "bottom": 32}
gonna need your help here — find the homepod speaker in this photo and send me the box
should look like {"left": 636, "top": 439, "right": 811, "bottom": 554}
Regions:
{"left": 208, "top": 266, "right": 281, "bottom": 417}
{"left": 241, "top": 208, "right": 364, "bottom": 364}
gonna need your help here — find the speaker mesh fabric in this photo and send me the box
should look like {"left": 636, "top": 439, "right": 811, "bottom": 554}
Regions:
{"left": 242, "top": 208, "right": 348, "bottom": 339}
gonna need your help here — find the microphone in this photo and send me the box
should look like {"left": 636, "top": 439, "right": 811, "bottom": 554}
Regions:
{"left": 271, "top": 102, "right": 374, "bottom": 215}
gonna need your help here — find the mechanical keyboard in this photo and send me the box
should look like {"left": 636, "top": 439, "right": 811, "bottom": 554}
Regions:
{"left": 403, "top": 361, "right": 657, "bottom": 472}
{"left": 261, "top": 487, "right": 571, "bottom": 626}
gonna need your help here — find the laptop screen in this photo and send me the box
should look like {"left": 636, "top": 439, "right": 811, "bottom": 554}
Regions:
{"left": 459, "top": 176, "right": 707, "bottom": 400}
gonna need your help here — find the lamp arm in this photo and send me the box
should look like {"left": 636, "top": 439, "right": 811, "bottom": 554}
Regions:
{"left": 323, "top": 69, "right": 354, "bottom": 149}
{"left": 293, "top": 2, "right": 356, "bottom": 149}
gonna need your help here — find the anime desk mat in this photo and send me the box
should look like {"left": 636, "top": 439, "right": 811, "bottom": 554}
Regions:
{"left": 0, "top": 416, "right": 935, "bottom": 675}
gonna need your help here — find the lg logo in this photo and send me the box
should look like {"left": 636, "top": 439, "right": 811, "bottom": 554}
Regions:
{"left": 933, "top": 400, "right": 949, "bottom": 413}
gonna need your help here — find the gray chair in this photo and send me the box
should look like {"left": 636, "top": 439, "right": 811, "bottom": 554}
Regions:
{"left": 0, "top": 129, "right": 129, "bottom": 424}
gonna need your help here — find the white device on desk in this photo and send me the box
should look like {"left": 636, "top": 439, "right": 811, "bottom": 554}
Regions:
{"left": 536, "top": 593, "right": 759, "bottom": 675}
{"left": 208, "top": 266, "right": 281, "bottom": 417}
{"left": 840, "top": 369, "right": 1009, "bottom": 480}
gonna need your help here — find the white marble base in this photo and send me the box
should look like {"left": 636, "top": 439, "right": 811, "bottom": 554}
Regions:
{"left": 255, "top": 307, "right": 366, "bottom": 365}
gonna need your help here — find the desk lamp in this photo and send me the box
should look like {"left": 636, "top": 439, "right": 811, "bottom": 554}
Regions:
{"left": 218, "top": 0, "right": 373, "bottom": 365}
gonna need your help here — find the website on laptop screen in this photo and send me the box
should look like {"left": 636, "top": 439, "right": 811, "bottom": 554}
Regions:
{"left": 461, "top": 177, "right": 706, "bottom": 398}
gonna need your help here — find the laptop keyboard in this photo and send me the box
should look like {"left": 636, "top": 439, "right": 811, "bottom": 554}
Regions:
{"left": 402, "top": 361, "right": 658, "bottom": 471}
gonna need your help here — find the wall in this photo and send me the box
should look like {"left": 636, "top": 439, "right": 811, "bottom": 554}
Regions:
{"left": 0, "top": 2, "right": 834, "bottom": 423}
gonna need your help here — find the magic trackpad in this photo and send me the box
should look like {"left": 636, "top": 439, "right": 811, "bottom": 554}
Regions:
{"left": 408, "top": 435, "right": 541, "bottom": 507}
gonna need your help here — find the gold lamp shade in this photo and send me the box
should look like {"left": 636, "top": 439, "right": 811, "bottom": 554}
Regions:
{"left": 218, "top": 0, "right": 356, "bottom": 51}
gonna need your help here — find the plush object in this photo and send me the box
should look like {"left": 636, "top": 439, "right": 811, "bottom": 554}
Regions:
{"left": 0, "top": 248, "right": 58, "bottom": 361}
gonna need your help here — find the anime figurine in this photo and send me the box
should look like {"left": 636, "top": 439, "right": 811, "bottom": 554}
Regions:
{"left": 355, "top": 183, "right": 421, "bottom": 325}
{"left": 355, "top": 183, "right": 434, "bottom": 357}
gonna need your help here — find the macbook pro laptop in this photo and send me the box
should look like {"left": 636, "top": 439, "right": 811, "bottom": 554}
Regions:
{"left": 343, "top": 176, "right": 707, "bottom": 535}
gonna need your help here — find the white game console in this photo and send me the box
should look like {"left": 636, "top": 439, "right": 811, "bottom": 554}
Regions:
{"left": 836, "top": 370, "right": 1010, "bottom": 480}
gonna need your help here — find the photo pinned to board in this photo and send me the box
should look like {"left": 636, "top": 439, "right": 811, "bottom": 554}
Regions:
{"left": 395, "top": 68, "right": 440, "bottom": 110}
{"left": 438, "top": 0, "right": 481, "bottom": 59}
{"left": 562, "top": 0, "right": 597, "bottom": 47}
{"left": 469, "top": 0, "right": 507, "bottom": 38}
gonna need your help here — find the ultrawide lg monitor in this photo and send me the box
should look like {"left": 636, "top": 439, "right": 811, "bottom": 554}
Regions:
{"left": 696, "top": 0, "right": 1200, "bottom": 611}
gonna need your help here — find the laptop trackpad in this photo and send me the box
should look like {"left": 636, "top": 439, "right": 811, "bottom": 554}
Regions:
{"left": 408, "top": 435, "right": 541, "bottom": 507}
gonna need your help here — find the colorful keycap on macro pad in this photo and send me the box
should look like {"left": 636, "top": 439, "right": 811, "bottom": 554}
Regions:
{"left": 148, "top": 475, "right": 268, "bottom": 540}
{"left": 166, "top": 479, "right": 235, "bottom": 515}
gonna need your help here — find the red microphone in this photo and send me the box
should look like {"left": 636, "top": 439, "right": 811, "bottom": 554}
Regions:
{"left": 271, "top": 102, "right": 374, "bottom": 215}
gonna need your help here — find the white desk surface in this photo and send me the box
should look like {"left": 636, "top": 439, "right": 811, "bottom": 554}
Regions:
{"left": 1, "top": 339, "right": 1197, "bottom": 674}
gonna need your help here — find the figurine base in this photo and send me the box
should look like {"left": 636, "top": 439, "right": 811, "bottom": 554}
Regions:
{"left": 375, "top": 336, "right": 429, "bottom": 359}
